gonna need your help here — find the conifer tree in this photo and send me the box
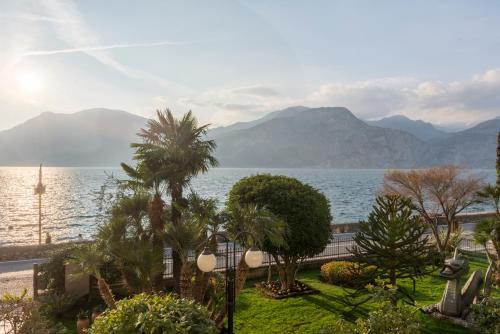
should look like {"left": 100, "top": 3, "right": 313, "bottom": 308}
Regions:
{"left": 351, "top": 195, "right": 433, "bottom": 304}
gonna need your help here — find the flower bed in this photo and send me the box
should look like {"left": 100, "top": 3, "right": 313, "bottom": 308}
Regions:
{"left": 255, "top": 280, "right": 319, "bottom": 299}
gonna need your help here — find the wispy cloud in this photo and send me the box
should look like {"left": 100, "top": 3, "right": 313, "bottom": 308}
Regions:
{"left": 32, "top": 0, "right": 192, "bottom": 93}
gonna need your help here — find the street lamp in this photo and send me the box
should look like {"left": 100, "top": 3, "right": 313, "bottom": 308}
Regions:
{"left": 197, "top": 233, "right": 263, "bottom": 334}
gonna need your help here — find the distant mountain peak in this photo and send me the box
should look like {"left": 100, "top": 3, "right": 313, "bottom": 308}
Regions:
{"left": 366, "top": 114, "right": 446, "bottom": 141}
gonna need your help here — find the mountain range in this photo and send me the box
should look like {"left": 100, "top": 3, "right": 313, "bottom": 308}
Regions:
{"left": 0, "top": 107, "right": 498, "bottom": 168}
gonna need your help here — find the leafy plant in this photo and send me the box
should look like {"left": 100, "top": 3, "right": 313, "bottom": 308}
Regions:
{"left": 320, "top": 261, "right": 375, "bottom": 288}
{"left": 39, "top": 294, "right": 77, "bottom": 319}
{"left": 90, "top": 293, "right": 218, "bottom": 334}
{"left": 0, "top": 290, "right": 54, "bottom": 334}
{"left": 471, "top": 297, "right": 500, "bottom": 334}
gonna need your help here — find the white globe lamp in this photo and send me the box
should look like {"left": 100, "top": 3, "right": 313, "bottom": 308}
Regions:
{"left": 244, "top": 246, "right": 263, "bottom": 268}
{"left": 197, "top": 248, "right": 217, "bottom": 273}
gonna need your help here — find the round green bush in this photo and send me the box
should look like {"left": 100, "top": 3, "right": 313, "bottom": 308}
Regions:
{"left": 227, "top": 174, "right": 332, "bottom": 258}
{"left": 320, "top": 261, "right": 375, "bottom": 287}
{"left": 90, "top": 293, "right": 217, "bottom": 334}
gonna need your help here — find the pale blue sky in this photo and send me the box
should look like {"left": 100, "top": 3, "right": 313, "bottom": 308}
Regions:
{"left": 1, "top": 0, "right": 500, "bottom": 130}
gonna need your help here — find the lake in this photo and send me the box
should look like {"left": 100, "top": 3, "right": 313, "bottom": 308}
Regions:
{"left": 0, "top": 167, "right": 496, "bottom": 246}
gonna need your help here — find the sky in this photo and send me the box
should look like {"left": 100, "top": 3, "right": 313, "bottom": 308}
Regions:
{"left": 1, "top": 0, "right": 500, "bottom": 131}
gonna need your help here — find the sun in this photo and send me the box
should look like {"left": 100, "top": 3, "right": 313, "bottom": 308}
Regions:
{"left": 16, "top": 72, "right": 43, "bottom": 94}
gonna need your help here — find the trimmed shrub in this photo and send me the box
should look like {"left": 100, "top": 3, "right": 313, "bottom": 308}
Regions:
{"left": 228, "top": 174, "right": 332, "bottom": 291}
{"left": 90, "top": 293, "right": 217, "bottom": 334}
{"left": 320, "top": 261, "right": 375, "bottom": 287}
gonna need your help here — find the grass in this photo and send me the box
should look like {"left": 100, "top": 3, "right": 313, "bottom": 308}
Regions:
{"left": 234, "top": 253, "right": 498, "bottom": 334}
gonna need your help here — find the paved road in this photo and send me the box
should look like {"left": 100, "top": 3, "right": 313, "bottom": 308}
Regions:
{"left": 0, "top": 258, "right": 46, "bottom": 274}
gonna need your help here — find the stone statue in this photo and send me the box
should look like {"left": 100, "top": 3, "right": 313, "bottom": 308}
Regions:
{"left": 423, "top": 248, "right": 484, "bottom": 321}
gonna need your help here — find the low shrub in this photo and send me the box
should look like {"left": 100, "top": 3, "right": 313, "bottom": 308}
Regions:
{"left": 318, "top": 303, "right": 420, "bottom": 334}
{"left": 39, "top": 293, "right": 77, "bottom": 319}
{"left": 471, "top": 297, "right": 500, "bottom": 334}
{"left": 90, "top": 293, "right": 218, "bottom": 334}
{"left": 320, "top": 261, "right": 375, "bottom": 287}
{"left": 0, "top": 290, "right": 56, "bottom": 334}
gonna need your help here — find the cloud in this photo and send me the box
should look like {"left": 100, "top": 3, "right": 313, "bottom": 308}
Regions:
{"left": 303, "top": 71, "right": 500, "bottom": 125}
{"left": 230, "top": 85, "right": 280, "bottom": 97}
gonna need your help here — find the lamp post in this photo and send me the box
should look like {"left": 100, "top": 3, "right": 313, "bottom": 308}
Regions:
{"left": 197, "top": 233, "right": 263, "bottom": 334}
{"left": 33, "top": 164, "right": 46, "bottom": 245}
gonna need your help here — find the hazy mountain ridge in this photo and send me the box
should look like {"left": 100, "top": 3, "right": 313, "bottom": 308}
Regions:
{"left": 0, "top": 107, "right": 498, "bottom": 168}
{"left": 366, "top": 115, "right": 449, "bottom": 141}
{"left": 0, "top": 108, "right": 147, "bottom": 166}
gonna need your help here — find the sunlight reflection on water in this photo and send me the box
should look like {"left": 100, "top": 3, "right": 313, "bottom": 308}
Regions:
{"left": 0, "top": 167, "right": 495, "bottom": 246}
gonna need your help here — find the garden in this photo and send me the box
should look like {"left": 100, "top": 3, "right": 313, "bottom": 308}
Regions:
{"left": 1, "top": 110, "right": 499, "bottom": 334}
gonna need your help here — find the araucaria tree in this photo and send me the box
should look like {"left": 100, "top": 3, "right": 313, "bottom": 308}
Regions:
{"left": 382, "top": 166, "right": 484, "bottom": 253}
{"left": 122, "top": 109, "right": 218, "bottom": 291}
{"left": 351, "top": 195, "right": 433, "bottom": 304}
{"left": 228, "top": 174, "right": 332, "bottom": 291}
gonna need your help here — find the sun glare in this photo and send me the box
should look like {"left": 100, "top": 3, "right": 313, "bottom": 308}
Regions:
{"left": 16, "top": 72, "right": 43, "bottom": 94}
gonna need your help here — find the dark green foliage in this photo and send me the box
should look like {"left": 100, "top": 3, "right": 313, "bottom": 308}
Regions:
{"left": 90, "top": 293, "right": 218, "bottom": 334}
{"left": 227, "top": 174, "right": 332, "bottom": 290}
{"left": 470, "top": 297, "right": 500, "bottom": 334}
{"left": 39, "top": 245, "right": 78, "bottom": 294}
{"left": 39, "top": 294, "right": 77, "bottom": 319}
{"left": 351, "top": 195, "right": 433, "bottom": 293}
{"left": 227, "top": 174, "right": 331, "bottom": 258}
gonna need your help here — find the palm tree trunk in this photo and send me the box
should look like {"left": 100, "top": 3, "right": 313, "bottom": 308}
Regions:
{"left": 97, "top": 278, "right": 116, "bottom": 309}
{"left": 171, "top": 187, "right": 183, "bottom": 294}
{"left": 150, "top": 193, "right": 165, "bottom": 291}
{"left": 180, "top": 263, "right": 193, "bottom": 300}
{"left": 235, "top": 248, "right": 250, "bottom": 294}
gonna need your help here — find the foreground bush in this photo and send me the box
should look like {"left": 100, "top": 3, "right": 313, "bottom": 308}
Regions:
{"left": 320, "top": 261, "right": 375, "bottom": 287}
{"left": 318, "top": 303, "right": 420, "bottom": 334}
{"left": 471, "top": 297, "right": 500, "bottom": 334}
{"left": 90, "top": 293, "right": 217, "bottom": 334}
{"left": 0, "top": 290, "right": 55, "bottom": 334}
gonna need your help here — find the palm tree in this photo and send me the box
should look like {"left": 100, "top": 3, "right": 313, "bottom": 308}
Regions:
{"left": 224, "top": 203, "right": 286, "bottom": 294}
{"left": 164, "top": 215, "right": 206, "bottom": 299}
{"left": 128, "top": 109, "right": 218, "bottom": 291}
{"left": 96, "top": 193, "right": 164, "bottom": 293}
{"left": 186, "top": 193, "right": 225, "bottom": 303}
{"left": 120, "top": 162, "right": 166, "bottom": 290}
{"left": 70, "top": 244, "right": 116, "bottom": 309}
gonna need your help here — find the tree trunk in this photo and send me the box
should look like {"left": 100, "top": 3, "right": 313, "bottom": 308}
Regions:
{"left": 97, "top": 278, "right": 116, "bottom": 309}
{"left": 180, "top": 263, "right": 193, "bottom": 300}
{"left": 150, "top": 193, "right": 165, "bottom": 291}
{"left": 285, "top": 262, "right": 297, "bottom": 290}
{"left": 235, "top": 249, "right": 250, "bottom": 294}
{"left": 171, "top": 187, "right": 183, "bottom": 294}
{"left": 389, "top": 269, "right": 397, "bottom": 307}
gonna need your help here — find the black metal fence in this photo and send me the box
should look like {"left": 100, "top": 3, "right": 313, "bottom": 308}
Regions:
{"left": 163, "top": 235, "right": 492, "bottom": 278}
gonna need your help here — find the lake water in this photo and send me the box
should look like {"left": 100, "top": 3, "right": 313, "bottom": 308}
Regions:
{"left": 0, "top": 167, "right": 496, "bottom": 246}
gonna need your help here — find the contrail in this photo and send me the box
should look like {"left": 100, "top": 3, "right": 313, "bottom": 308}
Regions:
{"left": 23, "top": 41, "right": 189, "bottom": 56}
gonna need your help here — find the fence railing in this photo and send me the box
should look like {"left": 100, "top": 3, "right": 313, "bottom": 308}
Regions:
{"left": 163, "top": 235, "right": 494, "bottom": 278}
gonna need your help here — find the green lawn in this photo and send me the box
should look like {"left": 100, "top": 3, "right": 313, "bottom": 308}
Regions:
{"left": 234, "top": 253, "right": 498, "bottom": 334}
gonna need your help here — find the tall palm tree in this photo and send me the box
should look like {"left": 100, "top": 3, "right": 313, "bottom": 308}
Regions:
{"left": 128, "top": 109, "right": 218, "bottom": 291}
